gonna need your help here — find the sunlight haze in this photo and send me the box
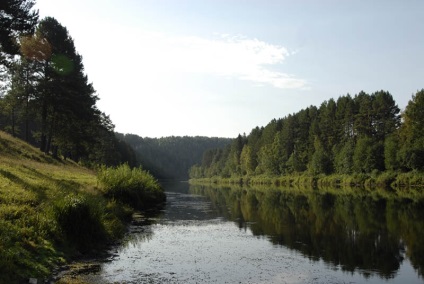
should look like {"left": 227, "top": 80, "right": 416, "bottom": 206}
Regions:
{"left": 35, "top": 0, "right": 424, "bottom": 138}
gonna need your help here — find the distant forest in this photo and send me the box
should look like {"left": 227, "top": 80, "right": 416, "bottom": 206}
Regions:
{"left": 117, "top": 134, "right": 231, "bottom": 180}
{"left": 190, "top": 90, "right": 424, "bottom": 179}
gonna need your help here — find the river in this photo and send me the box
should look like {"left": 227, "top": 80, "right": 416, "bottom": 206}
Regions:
{"left": 80, "top": 181, "right": 424, "bottom": 283}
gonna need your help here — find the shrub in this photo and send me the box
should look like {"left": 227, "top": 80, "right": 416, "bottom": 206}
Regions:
{"left": 375, "top": 171, "right": 397, "bottom": 188}
{"left": 103, "top": 199, "right": 133, "bottom": 239}
{"left": 97, "top": 164, "right": 166, "bottom": 209}
{"left": 54, "top": 194, "right": 106, "bottom": 252}
{"left": 394, "top": 171, "right": 424, "bottom": 188}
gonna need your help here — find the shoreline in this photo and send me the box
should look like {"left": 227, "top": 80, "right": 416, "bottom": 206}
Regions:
{"left": 50, "top": 209, "right": 162, "bottom": 284}
{"left": 189, "top": 172, "right": 424, "bottom": 192}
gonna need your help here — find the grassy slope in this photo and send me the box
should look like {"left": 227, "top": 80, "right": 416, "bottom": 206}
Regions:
{"left": 0, "top": 131, "right": 128, "bottom": 283}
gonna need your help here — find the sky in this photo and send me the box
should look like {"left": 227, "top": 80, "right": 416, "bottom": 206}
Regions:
{"left": 34, "top": 0, "right": 424, "bottom": 138}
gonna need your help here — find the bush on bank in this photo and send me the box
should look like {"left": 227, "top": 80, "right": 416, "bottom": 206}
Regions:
{"left": 97, "top": 164, "right": 166, "bottom": 210}
{"left": 0, "top": 131, "right": 168, "bottom": 283}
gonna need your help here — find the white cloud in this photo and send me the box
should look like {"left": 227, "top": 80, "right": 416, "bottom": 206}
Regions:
{"left": 134, "top": 33, "right": 307, "bottom": 90}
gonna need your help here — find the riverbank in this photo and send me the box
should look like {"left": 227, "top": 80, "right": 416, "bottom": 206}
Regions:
{"left": 190, "top": 171, "right": 424, "bottom": 191}
{"left": 0, "top": 131, "right": 164, "bottom": 283}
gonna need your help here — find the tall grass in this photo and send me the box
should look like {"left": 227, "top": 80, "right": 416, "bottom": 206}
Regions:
{"left": 0, "top": 131, "right": 133, "bottom": 282}
{"left": 97, "top": 164, "right": 166, "bottom": 210}
{"left": 53, "top": 194, "right": 107, "bottom": 252}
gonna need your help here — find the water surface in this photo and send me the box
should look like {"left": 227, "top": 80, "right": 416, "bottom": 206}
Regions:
{"left": 84, "top": 182, "right": 424, "bottom": 283}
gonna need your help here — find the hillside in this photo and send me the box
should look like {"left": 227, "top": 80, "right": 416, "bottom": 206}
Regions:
{"left": 0, "top": 131, "right": 130, "bottom": 283}
{"left": 118, "top": 133, "right": 232, "bottom": 180}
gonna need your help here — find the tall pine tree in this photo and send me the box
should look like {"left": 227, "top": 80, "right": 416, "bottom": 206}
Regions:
{"left": 0, "top": 0, "right": 38, "bottom": 65}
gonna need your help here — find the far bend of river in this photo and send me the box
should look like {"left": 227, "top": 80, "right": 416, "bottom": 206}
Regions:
{"left": 83, "top": 182, "right": 424, "bottom": 283}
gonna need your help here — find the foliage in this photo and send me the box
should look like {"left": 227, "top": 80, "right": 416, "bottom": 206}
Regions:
{"left": 399, "top": 89, "right": 424, "bottom": 170}
{"left": 353, "top": 137, "right": 384, "bottom": 173}
{"left": 53, "top": 194, "right": 107, "bottom": 252}
{"left": 392, "top": 171, "right": 424, "bottom": 188}
{"left": 190, "top": 90, "right": 424, "bottom": 188}
{"left": 334, "top": 140, "right": 354, "bottom": 174}
{"left": 0, "top": 0, "right": 39, "bottom": 65}
{"left": 309, "top": 136, "right": 332, "bottom": 175}
{"left": 384, "top": 134, "right": 399, "bottom": 171}
{"left": 0, "top": 131, "right": 132, "bottom": 282}
{"left": 97, "top": 164, "right": 166, "bottom": 210}
{"left": 118, "top": 133, "right": 231, "bottom": 180}
{"left": 0, "top": 16, "right": 136, "bottom": 166}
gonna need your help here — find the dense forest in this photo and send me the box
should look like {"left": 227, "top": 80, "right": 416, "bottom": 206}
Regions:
{"left": 117, "top": 133, "right": 231, "bottom": 180}
{"left": 0, "top": 1, "right": 135, "bottom": 166}
{"left": 190, "top": 90, "right": 424, "bottom": 180}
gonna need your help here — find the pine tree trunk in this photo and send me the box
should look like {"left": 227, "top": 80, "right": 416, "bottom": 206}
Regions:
{"left": 25, "top": 70, "right": 30, "bottom": 142}
{"left": 11, "top": 106, "right": 15, "bottom": 137}
{"left": 40, "top": 100, "right": 47, "bottom": 152}
{"left": 46, "top": 117, "right": 54, "bottom": 154}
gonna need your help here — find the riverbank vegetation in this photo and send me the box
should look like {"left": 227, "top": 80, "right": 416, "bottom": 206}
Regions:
{"left": 0, "top": 130, "right": 123, "bottom": 281}
{"left": 0, "top": 131, "right": 164, "bottom": 283}
{"left": 190, "top": 90, "right": 424, "bottom": 189}
{"left": 191, "top": 171, "right": 424, "bottom": 190}
{"left": 97, "top": 164, "right": 166, "bottom": 210}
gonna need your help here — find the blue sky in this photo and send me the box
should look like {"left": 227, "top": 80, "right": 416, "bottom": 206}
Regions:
{"left": 35, "top": 0, "right": 424, "bottom": 138}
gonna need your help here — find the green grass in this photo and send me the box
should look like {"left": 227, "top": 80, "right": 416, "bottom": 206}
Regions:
{"left": 0, "top": 131, "right": 134, "bottom": 283}
{"left": 97, "top": 164, "right": 166, "bottom": 210}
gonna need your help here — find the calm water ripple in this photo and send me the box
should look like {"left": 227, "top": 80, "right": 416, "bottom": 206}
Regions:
{"left": 82, "top": 182, "right": 424, "bottom": 283}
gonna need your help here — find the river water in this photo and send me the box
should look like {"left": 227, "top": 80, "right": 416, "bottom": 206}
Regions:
{"left": 82, "top": 182, "right": 424, "bottom": 283}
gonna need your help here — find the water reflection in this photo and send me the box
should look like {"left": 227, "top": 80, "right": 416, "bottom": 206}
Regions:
{"left": 190, "top": 184, "right": 424, "bottom": 280}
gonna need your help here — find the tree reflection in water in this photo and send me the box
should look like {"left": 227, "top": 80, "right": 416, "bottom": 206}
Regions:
{"left": 190, "top": 184, "right": 424, "bottom": 280}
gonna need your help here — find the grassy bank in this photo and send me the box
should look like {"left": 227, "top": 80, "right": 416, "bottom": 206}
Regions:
{"left": 0, "top": 131, "right": 163, "bottom": 283}
{"left": 97, "top": 164, "right": 166, "bottom": 210}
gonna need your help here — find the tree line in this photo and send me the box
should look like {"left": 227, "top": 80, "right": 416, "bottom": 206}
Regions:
{"left": 0, "top": 1, "right": 135, "bottom": 166}
{"left": 118, "top": 133, "right": 231, "bottom": 180}
{"left": 190, "top": 89, "right": 424, "bottom": 179}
